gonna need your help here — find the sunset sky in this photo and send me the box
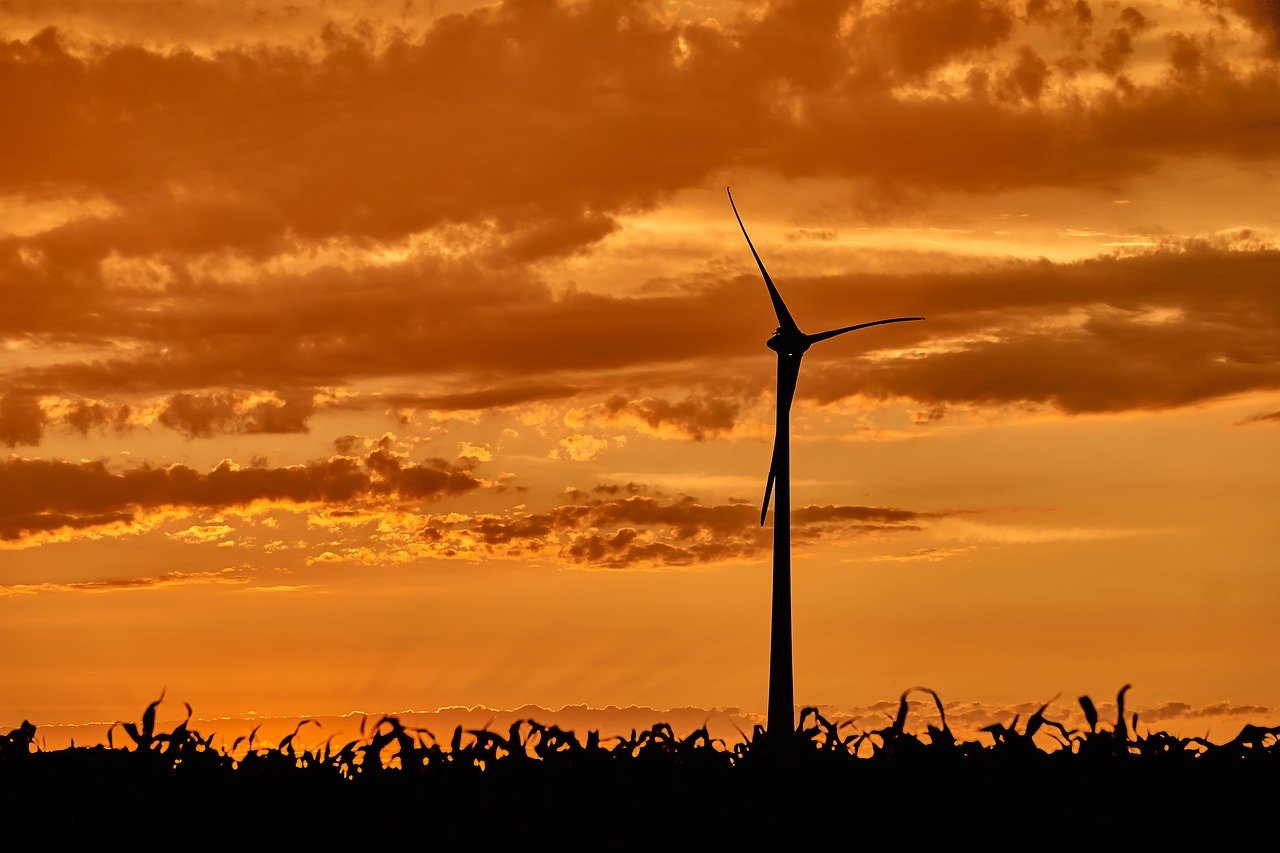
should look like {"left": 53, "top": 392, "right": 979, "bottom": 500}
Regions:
{"left": 2, "top": 0, "right": 1278, "bottom": 739}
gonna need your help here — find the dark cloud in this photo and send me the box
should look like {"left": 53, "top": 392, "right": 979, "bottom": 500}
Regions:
{"left": 1229, "top": 0, "right": 1280, "bottom": 50}
{"left": 3, "top": 245, "right": 1277, "bottom": 431}
{"left": 381, "top": 383, "right": 588, "bottom": 413}
{"left": 590, "top": 482, "right": 648, "bottom": 496}
{"left": 333, "top": 434, "right": 363, "bottom": 455}
{"left": 158, "top": 390, "right": 314, "bottom": 438}
{"left": 0, "top": 0, "right": 1274, "bottom": 271}
{"left": 1097, "top": 27, "right": 1135, "bottom": 76}
{"left": 501, "top": 210, "right": 621, "bottom": 264}
{"left": 792, "top": 504, "right": 941, "bottom": 524}
{"left": 0, "top": 570, "right": 252, "bottom": 597}
{"left": 0, "top": 392, "right": 45, "bottom": 446}
{"left": 600, "top": 393, "right": 742, "bottom": 440}
{"left": 418, "top": 488, "right": 945, "bottom": 568}
{"left": 0, "top": 443, "right": 486, "bottom": 542}
{"left": 1002, "top": 46, "right": 1050, "bottom": 102}
{"left": 29, "top": 392, "right": 322, "bottom": 440}
{"left": 1237, "top": 409, "right": 1280, "bottom": 425}
{"left": 1, "top": 509, "right": 137, "bottom": 539}
{"left": 793, "top": 248, "right": 1280, "bottom": 414}
{"left": 847, "top": 0, "right": 1016, "bottom": 82}
{"left": 61, "top": 399, "right": 133, "bottom": 435}
{"left": 0, "top": 2, "right": 1277, "bottom": 438}
{"left": 3, "top": 249, "right": 757, "bottom": 402}
{"left": 0, "top": 6, "right": 739, "bottom": 258}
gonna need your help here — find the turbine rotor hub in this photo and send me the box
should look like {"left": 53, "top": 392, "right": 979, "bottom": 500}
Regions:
{"left": 767, "top": 330, "right": 810, "bottom": 356}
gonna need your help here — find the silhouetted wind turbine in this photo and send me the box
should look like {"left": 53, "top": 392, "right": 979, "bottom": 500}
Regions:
{"left": 727, "top": 188, "right": 924, "bottom": 740}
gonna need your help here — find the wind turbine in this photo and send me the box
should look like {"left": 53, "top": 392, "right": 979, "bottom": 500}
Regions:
{"left": 727, "top": 188, "right": 924, "bottom": 740}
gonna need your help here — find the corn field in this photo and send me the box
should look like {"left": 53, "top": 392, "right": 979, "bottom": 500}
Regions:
{"left": 3, "top": 685, "right": 1275, "bottom": 846}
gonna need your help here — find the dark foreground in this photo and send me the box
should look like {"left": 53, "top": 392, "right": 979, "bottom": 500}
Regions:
{"left": 4, "top": 687, "right": 1276, "bottom": 848}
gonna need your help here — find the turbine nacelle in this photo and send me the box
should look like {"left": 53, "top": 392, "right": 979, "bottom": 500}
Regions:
{"left": 767, "top": 328, "right": 811, "bottom": 356}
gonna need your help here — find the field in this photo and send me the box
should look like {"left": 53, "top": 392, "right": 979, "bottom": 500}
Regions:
{"left": 4, "top": 686, "right": 1275, "bottom": 847}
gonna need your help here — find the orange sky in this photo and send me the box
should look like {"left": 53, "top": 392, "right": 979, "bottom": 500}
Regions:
{"left": 2, "top": 0, "right": 1278, "bottom": 738}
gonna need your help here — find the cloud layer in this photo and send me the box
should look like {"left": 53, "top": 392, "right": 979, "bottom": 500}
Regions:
{"left": 415, "top": 485, "right": 944, "bottom": 568}
{"left": 0, "top": 438, "right": 486, "bottom": 543}
{"left": 1, "top": 0, "right": 1277, "bottom": 445}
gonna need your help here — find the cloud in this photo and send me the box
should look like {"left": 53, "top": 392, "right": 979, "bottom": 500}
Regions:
{"left": 1227, "top": 0, "right": 1280, "bottom": 51}
{"left": 1, "top": 7, "right": 729, "bottom": 258}
{"left": 380, "top": 383, "right": 588, "bottom": 413}
{"left": 168, "top": 523, "right": 233, "bottom": 544}
{"left": 2, "top": 1, "right": 1275, "bottom": 264}
{"left": 849, "top": 0, "right": 1016, "bottom": 82}
{"left": 1237, "top": 408, "right": 1280, "bottom": 425}
{"left": 0, "top": 569, "right": 251, "bottom": 597}
{"left": 869, "top": 545, "right": 977, "bottom": 562}
{"left": 823, "top": 693, "right": 1280, "bottom": 746}
{"left": 416, "top": 488, "right": 946, "bottom": 568}
{"left": 4, "top": 241, "right": 1278, "bottom": 435}
{"left": 0, "top": 2, "right": 1278, "bottom": 442}
{"left": 0, "top": 392, "right": 45, "bottom": 446}
{"left": 796, "top": 248, "right": 1280, "bottom": 415}
{"left": 597, "top": 393, "right": 742, "bottom": 440}
{"left": 457, "top": 442, "right": 494, "bottom": 462}
{"left": 0, "top": 438, "right": 487, "bottom": 543}
{"left": 551, "top": 434, "right": 610, "bottom": 462}
{"left": 158, "top": 390, "right": 314, "bottom": 438}
{"left": 30, "top": 390, "right": 339, "bottom": 441}
{"left": 0, "top": 0, "right": 452, "bottom": 52}
{"left": 56, "top": 398, "right": 135, "bottom": 435}
{"left": 1140, "top": 699, "right": 1274, "bottom": 721}
{"left": 793, "top": 504, "right": 940, "bottom": 525}
{"left": 930, "top": 517, "right": 1151, "bottom": 545}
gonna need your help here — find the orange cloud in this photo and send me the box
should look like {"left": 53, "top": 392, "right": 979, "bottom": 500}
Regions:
{"left": 158, "top": 390, "right": 314, "bottom": 438}
{"left": 0, "top": 1, "right": 1277, "bottom": 446}
{"left": 0, "top": 569, "right": 251, "bottom": 597}
{"left": 8, "top": 392, "right": 325, "bottom": 444}
{"left": 0, "top": 392, "right": 44, "bottom": 446}
{"left": 58, "top": 398, "right": 135, "bottom": 435}
{"left": 417, "top": 486, "right": 946, "bottom": 568}
{"left": 381, "top": 383, "right": 589, "bottom": 413}
{"left": 1, "top": 243, "right": 1276, "bottom": 436}
{"left": 2, "top": 1, "right": 1275, "bottom": 264}
{"left": 1227, "top": 0, "right": 1280, "bottom": 51}
{"left": 551, "top": 434, "right": 611, "bottom": 462}
{"left": 794, "top": 247, "right": 1280, "bottom": 414}
{"left": 0, "top": 441, "right": 487, "bottom": 542}
{"left": 597, "top": 393, "right": 742, "bottom": 440}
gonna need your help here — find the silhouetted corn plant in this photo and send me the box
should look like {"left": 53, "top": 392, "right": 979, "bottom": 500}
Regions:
{"left": 108, "top": 689, "right": 166, "bottom": 753}
{"left": 0, "top": 720, "right": 35, "bottom": 762}
{"left": 5, "top": 685, "right": 1275, "bottom": 794}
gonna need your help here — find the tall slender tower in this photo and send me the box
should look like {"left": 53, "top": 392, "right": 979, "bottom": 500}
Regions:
{"left": 728, "top": 188, "right": 924, "bottom": 738}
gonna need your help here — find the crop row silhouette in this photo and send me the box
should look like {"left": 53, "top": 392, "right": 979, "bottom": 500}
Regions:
{"left": 6, "top": 685, "right": 1275, "bottom": 769}
{"left": 3, "top": 685, "right": 1275, "bottom": 845}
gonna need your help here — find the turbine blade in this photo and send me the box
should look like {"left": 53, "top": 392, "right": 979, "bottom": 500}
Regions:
{"left": 760, "top": 458, "right": 775, "bottom": 527}
{"left": 762, "top": 353, "right": 803, "bottom": 526}
{"left": 727, "top": 188, "right": 801, "bottom": 335}
{"left": 805, "top": 317, "right": 924, "bottom": 346}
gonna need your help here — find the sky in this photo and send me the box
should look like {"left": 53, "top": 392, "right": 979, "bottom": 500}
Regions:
{"left": 2, "top": 0, "right": 1278, "bottom": 741}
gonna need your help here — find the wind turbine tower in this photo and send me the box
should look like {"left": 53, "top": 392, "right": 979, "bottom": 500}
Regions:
{"left": 727, "top": 189, "right": 924, "bottom": 739}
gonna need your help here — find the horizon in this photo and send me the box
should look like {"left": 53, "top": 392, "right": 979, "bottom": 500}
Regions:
{"left": 3, "top": 0, "right": 1279, "bottom": 731}
{"left": 14, "top": 691, "right": 1278, "bottom": 756}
